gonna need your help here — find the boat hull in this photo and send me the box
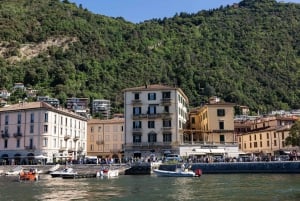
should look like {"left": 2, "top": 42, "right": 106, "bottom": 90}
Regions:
{"left": 153, "top": 169, "right": 198, "bottom": 177}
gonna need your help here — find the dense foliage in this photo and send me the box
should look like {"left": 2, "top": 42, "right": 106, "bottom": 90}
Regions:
{"left": 0, "top": 0, "right": 299, "bottom": 114}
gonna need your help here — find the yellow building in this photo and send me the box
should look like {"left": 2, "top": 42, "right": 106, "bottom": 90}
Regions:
{"left": 188, "top": 98, "right": 235, "bottom": 145}
{"left": 238, "top": 116, "right": 298, "bottom": 155}
{"left": 87, "top": 118, "right": 124, "bottom": 161}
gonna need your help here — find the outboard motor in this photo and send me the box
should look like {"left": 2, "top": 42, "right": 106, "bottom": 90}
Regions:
{"left": 194, "top": 169, "right": 202, "bottom": 177}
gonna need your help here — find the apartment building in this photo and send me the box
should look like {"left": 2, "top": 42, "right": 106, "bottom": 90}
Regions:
{"left": 92, "top": 99, "right": 111, "bottom": 119}
{"left": 238, "top": 116, "right": 298, "bottom": 155}
{"left": 87, "top": 117, "right": 124, "bottom": 162}
{"left": 185, "top": 97, "right": 237, "bottom": 157}
{"left": 123, "top": 84, "right": 189, "bottom": 158}
{"left": 0, "top": 102, "right": 87, "bottom": 165}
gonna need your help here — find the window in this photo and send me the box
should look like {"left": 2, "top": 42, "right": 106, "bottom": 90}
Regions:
{"left": 274, "top": 140, "right": 277, "bottom": 146}
{"left": 219, "top": 121, "right": 224, "bottom": 130}
{"left": 254, "top": 142, "right": 257, "bottom": 148}
{"left": 163, "top": 133, "right": 172, "bottom": 142}
{"left": 163, "top": 120, "right": 171, "bottom": 127}
{"left": 44, "top": 113, "right": 48, "bottom": 122}
{"left": 217, "top": 109, "right": 225, "bottom": 116}
{"left": 18, "top": 114, "right": 21, "bottom": 124}
{"left": 148, "top": 93, "right": 156, "bottom": 100}
{"left": 91, "top": 127, "right": 94, "bottom": 133}
{"left": 133, "top": 121, "right": 142, "bottom": 129}
{"left": 134, "top": 93, "right": 139, "bottom": 100}
{"left": 133, "top": 134, "right": 141, "bottom": 143}
{"left": 43, "top": 138, "right": 48, "bottom": 147}
{"left": 260, "top": 141, "right": 262, "bottom": 147}
{"left": 16, "top": 139, "right": 20, "bottom": 148}
{"left": 4, "top": 139, "right": 8, "bottom": 148}
{"left": 5, "top": 115, "right": 8, "bottom": 125}
{"left": 44, "top": 125, "right": 48, "bottom": 132}
{"left": 220, "top": 135, "right": 225, "bottom": 143}
{"left": 267, "top": 141, "right": 270, "bottom": 147}
{"left": 164, "top": 106, "right": 169, "bottom": 113}
{"left": 30, "top": 125, "right": 34, "bottom": 133}
{"left": 148, "top": 132, "right": 157, "bottom": 143}
{"left": 30, "top": 113, "right": 34, "bottom": 123}
{"left": 133, "top": 107, "right": 141, "bottom": 115}
{"left": 148, "top": 121, "right": 155, "bottom": 128}
{"left": 191, "top": 117, "right": 195, "bottom": 124}
{"left": 162, "top": 91, "right": 171, "bottom": 99}
{"left": 148, "top": 105, "right": 156, "bottom": 114}
{"left": 17, "top": 125, "right": 21, "bottom": 134}
{"left": 274, "top": 132, "right": 276, "bottom": 138}
{"left": 267, "top": 133, "right": 269, "bottom": 139}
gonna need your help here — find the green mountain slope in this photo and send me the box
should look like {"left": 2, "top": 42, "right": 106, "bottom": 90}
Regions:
{"left": 0, "top": 0, "right": 299, "bottom": 114}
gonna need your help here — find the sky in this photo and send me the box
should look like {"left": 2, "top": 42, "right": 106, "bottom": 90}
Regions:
{"left": 69, "top": 0, "right": 300, "bottom": 23}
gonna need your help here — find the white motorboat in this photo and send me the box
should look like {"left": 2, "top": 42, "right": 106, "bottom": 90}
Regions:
{"left": 5, "top": 166, "right": 23, "bottom": 176}
{"left": 97, "top": 168, "right": 119, "bottom": 178}
{"left": 153, "top": 165, "right": 202, "bottom": 177}
{"left": 50, "top": 167, "right": 77, "bottom": 178}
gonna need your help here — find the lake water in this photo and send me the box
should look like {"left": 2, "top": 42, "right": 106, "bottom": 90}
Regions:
{"left": 1, "top": 174, "right": 300, "bottom": 201}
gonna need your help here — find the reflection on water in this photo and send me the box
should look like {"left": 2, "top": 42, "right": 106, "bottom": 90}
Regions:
{"left": 0, "top": 174, "right": 300, "bottom": 201}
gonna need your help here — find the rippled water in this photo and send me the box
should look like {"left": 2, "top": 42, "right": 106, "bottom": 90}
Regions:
{"left": 1, "top": 174, "right": 300, "bottom": 201}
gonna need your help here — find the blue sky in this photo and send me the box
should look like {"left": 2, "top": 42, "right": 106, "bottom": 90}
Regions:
{"left": 69, "top": 0, "right": 300, "bottom": 23}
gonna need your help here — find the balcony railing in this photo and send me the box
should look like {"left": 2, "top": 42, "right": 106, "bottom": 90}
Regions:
{"left": 131, "top": 99, "right": 142, "bottom": 104}
{"left": 64, "top": 135, "right": 71, "bottom": 140}
{"left": 96, "top": 140, "right": 104, "bottom": 145}
{"left": 13, "top": 133, "right": 23, "bottom": 138}
{"left": 73, "top": 136, "right": 80, "bottom": 141}
{"left": 59, "top": 147, "right": 66, "bottom": 152}
{"left": 1, "top": 133, "right": 10, "bottom": 139}
{"left": 161, "top": 98, "right": 172, "bottom": 105}
{"left": 68, "top": 148, "right": 75, "bottom": 152}
{"left": 77, "top": 147, "right": 84, "bottom": 152}
{"left": 25, "top": 145, "right": 36, "bottom": 150}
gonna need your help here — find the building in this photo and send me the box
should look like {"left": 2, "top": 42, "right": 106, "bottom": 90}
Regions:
{"left": 184, "top": 97, "right": 238, "bottom": 158}
{"left": 123, "top": 84, "right": 189, "bottom": 159}
{"left": 92, "top": 99, "right": 111, "bottom": 119}
{"left": 0, "top": 89, "right": 11, "bottom": 99}
{"left": 37, "top": 96, "right": 60, "bottom": 107}
{"left": 238, "top": 116, "right": 298, "bottom": 156}
{"left": 0, "top": 102, "right": 87, "bottom": 165}
{"left": 66, "top": 97, "right": 89, "bottom": 117}
{"left": 87, "top": 117, "right": 124, "bottom": 162}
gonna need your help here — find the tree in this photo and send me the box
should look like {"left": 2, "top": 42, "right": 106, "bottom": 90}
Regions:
{"left": 285, "top": 120, "right": 300, "bottom": 147}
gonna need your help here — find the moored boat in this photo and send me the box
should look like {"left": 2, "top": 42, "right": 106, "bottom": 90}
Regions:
{"left": 153, "top": 164, "right": 202, "bottom": 177}
{"left": 97, "top": 168, "right": 119, "bottom": 178}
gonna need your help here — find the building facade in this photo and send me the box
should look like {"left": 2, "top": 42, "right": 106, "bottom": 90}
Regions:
{"left": 0, "top": 102, "right": 87, "bottom": 165}
{"left": 237, "top": 116, "right": 298, "bottom": 156}
{"left": 183, "top": 97, "right": 238, "bottom": 158}
{"left": 92, "top": 99, "right": 111, "bottom": 119}
{"left": 87, "top": 118, "right": 124, "bottom": 162}
{"left": 123, "top": 84, "right": 189, "bottom": 158}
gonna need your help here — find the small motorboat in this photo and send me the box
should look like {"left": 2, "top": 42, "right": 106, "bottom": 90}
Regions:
{"left": 19, "top": 168, "right": 39, "bottom": 181}
{"left": 50, "top": 167, "right": 76, "bottom": 178}
{"left": 97, "top": 168, "right": 119, "bottom": 178}
{"left": 153, "top": 164, "right": 202, "bottom": 177}
{"left": 5, "top": 166, "right": 23, "bottom": 176}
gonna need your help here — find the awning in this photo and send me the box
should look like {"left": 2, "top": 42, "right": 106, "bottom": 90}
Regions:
{"left": 210, "top": 149, "right": 225, "bottom": 154}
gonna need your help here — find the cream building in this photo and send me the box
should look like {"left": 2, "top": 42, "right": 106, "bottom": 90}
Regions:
{"left": 123, "top": 84, "right": 189, "bottom": 158}
{"left": 0, "top": 102, "right": 87, "bottom": 165}
{"left": 87, "top": 117, "right": 124, "bottom": 162}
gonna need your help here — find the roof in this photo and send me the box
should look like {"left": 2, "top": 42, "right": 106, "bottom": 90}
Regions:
{"left": 88, "top": 118, "right": 124, "bottom": 124}
{"left": 0, "top": 101, "right": 87, "bottom": 120}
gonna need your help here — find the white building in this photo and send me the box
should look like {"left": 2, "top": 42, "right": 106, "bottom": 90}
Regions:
{"left": 123, "top": 84, "right": 189, "bottom": 158}
{"left": 0, "top": 102, "right": 87, "bottom": 165}
{"left": 92, "top": 99, "right": 111, "bottom": 119}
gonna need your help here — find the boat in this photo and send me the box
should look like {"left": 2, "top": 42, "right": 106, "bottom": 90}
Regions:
{"left": 19, "top": 168, "right": 39, "bottom": 181}
{"left": 50, "top": 167, "right": 77, "bottom": 178}
{"left": 5, "top": 166, "right": 23, "bottom": 176}
{"left": 97, "top": 168, "right": 119, "bottom": 178}
{"left": 46, "top": 164, "right": 60, "bottom": 174}
{"left": 153, "top": 164, "right": 202, "bottom": 177}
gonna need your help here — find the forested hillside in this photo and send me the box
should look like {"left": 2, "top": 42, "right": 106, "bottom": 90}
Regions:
{"left": 0, "top": 0, "right": 299, "bottom": 114}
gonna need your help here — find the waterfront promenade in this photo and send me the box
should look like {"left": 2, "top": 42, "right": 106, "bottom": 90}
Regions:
{"left": 1, "top": 161, "right": 300, "bottom": 175}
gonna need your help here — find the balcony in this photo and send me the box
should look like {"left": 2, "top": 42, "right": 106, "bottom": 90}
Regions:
{"left": 64, "top": 135, "right": 71, "bottom": 140}
{"left": 73, "top": 136, "right": 80, "bottom": 141}
{"left": 131, "top": 99, "right": 142, "bottom": 105}
{"left": 68, "top": 148, "right": 75, "bottom": 153}
{"left": 132, "top": 114, "right": 148, "bottom": 120}
{"left": 59, "top": 147, "right": 66, "bottom": 152}
{"left": 161, "top": 98, "right": 172, "bottom": 105}
{"left": 1, "top": 133, "right": 10, "bottom": 139}
{"left": 77, "top": 147, "right": 84, "bottom": 152}
{"left": 25, "top": 145, "right": 36, "bottom": 150}
{"left": 96, "top": 140, "right": 104, "bottom": 145}
{"left": 13, "top": 132, "right": 23, "bottom": 138}
{"left": 162, "top": 127, "right": 172, "bottom": 131}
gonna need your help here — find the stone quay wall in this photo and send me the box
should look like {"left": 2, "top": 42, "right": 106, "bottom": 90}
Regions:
{"left": 158, "top": 161, "right": 300, "bottom": 174}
